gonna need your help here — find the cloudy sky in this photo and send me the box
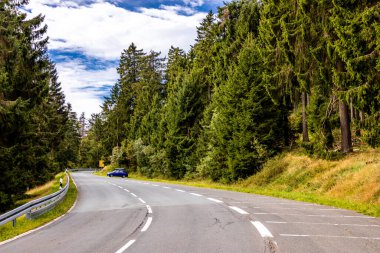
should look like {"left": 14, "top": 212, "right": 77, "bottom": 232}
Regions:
{"left": 24, "top": 0, "right": 227, "bottom": 117}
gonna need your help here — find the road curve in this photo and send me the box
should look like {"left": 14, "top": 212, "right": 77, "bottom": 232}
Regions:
{"left": 0, "top": 172, "right": 379, "bottom": 253}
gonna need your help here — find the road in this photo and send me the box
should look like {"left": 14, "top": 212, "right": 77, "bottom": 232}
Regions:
{"left": 0, "top": 172, "right": 379, "bottom": 253}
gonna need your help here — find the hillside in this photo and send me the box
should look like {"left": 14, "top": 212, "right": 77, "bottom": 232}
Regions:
{"left": 241, "top": 149, "right": 380, "bottom": 216}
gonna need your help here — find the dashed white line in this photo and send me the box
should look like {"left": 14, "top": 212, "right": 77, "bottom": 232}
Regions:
{"left": 141, "top": 217, "right": 153, "bottom": 232}
{"left": 152, "top": 184, "right": 159, "bottom": 187}
{"left": 163, "top": 186, "right": 171, "bottom": 189}
{"left": 175, "top": 189, "right": 185, "bottom": 192}
{"left": 207, "top": 198, "right": 223, "bottom": 203}
{"left": 190, "top": 193, "right": 203, "bottom": 197}
{"left": 280, "top": 234, "right": 380, "bottom": 240}
{"left": 229, "top": 206, "right": 249, "bottom": 215}
{"left": 146, "top": 205, "right": 153, "bottom": 214}
{"left": 118, "top": 186, "right": 123, "bottom": 189}
{"left": 144, "top": 183, "right": 150, "bottom": 185}
{"left": 124, "top": 189, "right": 130, "bottom": 193}
{"left": 251, "top": 221, "right": 273, "bottom": 238}
{"left": 115, "top": 240, "right": 136, "bottom": 253}
{"left": 131, "top": 193, "right": 137, "bottom": 197}
{"left": 138, "top": 198, "right": 146, "bottom": 204}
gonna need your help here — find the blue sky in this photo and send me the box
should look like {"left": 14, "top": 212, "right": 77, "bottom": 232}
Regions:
{"left": 25, "top": 0, "right": 227, "bottom": 117}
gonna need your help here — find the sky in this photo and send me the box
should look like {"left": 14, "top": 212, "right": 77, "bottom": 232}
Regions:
{"left": 24, "top": 0, "right": 228, "bottom": 118}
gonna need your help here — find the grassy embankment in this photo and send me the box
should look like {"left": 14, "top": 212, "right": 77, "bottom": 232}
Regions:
{"left": 0, "top": 172, "right": 77, "bottom": 242}
{"left": 97, "top": 149, "right": 380, "bottom": 217}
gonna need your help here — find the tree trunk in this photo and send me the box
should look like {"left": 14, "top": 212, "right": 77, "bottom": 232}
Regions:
{"left": 339, "top": 100, "right": 352, "bottom": 153}
{"left": 302, "top": 92, "right": 309, "bottom": 142}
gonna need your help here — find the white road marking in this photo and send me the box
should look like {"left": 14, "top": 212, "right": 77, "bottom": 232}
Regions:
{"left": 207, "top": 198, "right": 223, "bottom": 203}
{"left": 138, "top": 198, "right": 146, "bottom": 204}
{"left": 266, "top": 221, "right": 380, "bottom": 227}
{"left": 124, "top": 189, "right": 130, "bottom": 193}
{"left": 229, "top": 206, "right": 249, "bottom": 215}
{"left": 115, "top": 240, "right": 136, "bottom": 253}
{"left": 163, "top": 186, "right": 171, "bottom": 189}
{"left": 146, "top": 205, "right": 153, "bottom": 214}
{"left": 152, "top": 184, "right": 159, "bottom": 187}
{"left": 118, "top": 186, "right": 123, "bottom": 189}
{"left": 190, "top": 193, "right": 203, "bottom": 197}
{"left": 144, "top": 183, "right": 150, "bottom": 185}
{"left": 280, "top": 234, "right": 380, "bottom": 240}
{"left": 251, "top": 221, "right": 273, "bottom": 238}
{"left": 175, "top": 189, "right": 185, "bottom": 192}
{"left": 141, "top": 217, "right": 153, "bottom": 232}
{"left": 253, "top": 213, "right": 375, "bottom": 219}
{"left": 131, "top": 193, "right": 137, "bottom": 197}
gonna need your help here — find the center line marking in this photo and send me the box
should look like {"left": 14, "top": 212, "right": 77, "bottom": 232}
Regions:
{"left": 207, "top": 198, "right": 223, "bottom": 203}
{"left": 229, "top": 206, "right": 249, "bottom": 215}
{"left": 176, "top": 189, "right": 185, "bottom": 192}
{"left": 124, "top": 189, "right": 130, "bottom": 193}
{"left": 131, "top": 193, "right": 137, "bottom": 197}
{"left": 152, "top": 184, "right": 159, "bottom": 187}
{"left": 118, "top": 186, "right": 123, "bottom": 189}
{"left": 146, "top": 205, "right": 153, "bottom": 214}
{"left": 115, "top": 240, "right": 136, "bottom": 253}
{"left": 163, "top": 186, "right": 171, "bottom": 189}
{"left": 138, "top": 198, "right": 146, "bottom": 204}
{"left": 251, "top": 221, "right": 273, "bottom": 238}
{"left": 190, "top": 193, "right": 202, "bottom": 197}
{"left": 141, "top": 217, "right": 153, "bottom": 232}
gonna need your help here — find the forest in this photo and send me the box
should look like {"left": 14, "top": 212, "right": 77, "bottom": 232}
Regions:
{"left": 79, "top": 0, "right": 380, "bottom": 182}
{"left": 0, "top": 0, "right": 81, "bottom": 212}
{"left": 1, "top": 0, "right": 380, "bottom": 211}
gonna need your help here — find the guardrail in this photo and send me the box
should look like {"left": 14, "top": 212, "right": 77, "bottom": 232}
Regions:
{"left": 0, "top": 172, "right": 70, "bottom": 226}
{"left": 69, "top": 168, "right": 99, "bottom": 172}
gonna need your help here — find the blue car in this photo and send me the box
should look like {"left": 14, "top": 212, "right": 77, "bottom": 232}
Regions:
{"left": 107, "top": 168, "right": 128, "bottom": 178}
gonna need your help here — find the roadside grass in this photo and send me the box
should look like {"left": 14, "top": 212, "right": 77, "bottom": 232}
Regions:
{"left": 0, "top": 173, "right": 77, "bottom": 242}
{"left": 94, "top": 165, "right": 114, "bottom": 177}
{"left": 104, "top": 148, "right": 380, "bottom": 217}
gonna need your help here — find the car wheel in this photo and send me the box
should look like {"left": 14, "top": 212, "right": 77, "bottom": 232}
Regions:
{"left": 122, "top": 175, "right": 125, "bottom": 178}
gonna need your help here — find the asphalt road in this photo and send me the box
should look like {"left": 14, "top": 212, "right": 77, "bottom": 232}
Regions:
{"left": 0, "top": 172, "right": 379, "bottom": 253}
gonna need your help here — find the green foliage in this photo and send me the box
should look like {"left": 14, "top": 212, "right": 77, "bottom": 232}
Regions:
{"left": 0, "top": 1, "right": 80, "bottom": 211}
{"left": 81, "top": 0, "right": 380, "bottom": 185}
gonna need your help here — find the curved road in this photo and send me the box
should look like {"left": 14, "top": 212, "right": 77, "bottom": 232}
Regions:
{"left": 1, "top": 172, "right": 379, "bottom": 253}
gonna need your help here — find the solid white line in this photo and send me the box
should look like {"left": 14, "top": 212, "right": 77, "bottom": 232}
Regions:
{"left": 207, "top": 198, "right": 223, "bottom": 203}
{"left": 115, "top": 240, "right": 136, "bottom": 253}
{"left": 280, "top": 234, "right": 380, "bottom": 240}
{"left": 138, "top": 198, "right": 146, "bottom": 204}
{"left": 141, "top": 217, "right": 153, "bottom": 232}
{"left": 251, "top": 221, "right": 273, "bottom": 238}
{"left": 253, "top": 213, "right": 375, "bottom": 219}
{"left": 131, "top": 193, "right": 137, "bottom": 197}
{"left": 175, "top": 189, "right": 185, "bottom": 192}
{"left": 0, "top": 176, "right": 79, "bottom": 246}
{"left": 190, "top": 193, "right": 203, "bottom": 197}
{"left": 124, "top": 189, "right": 130, "bottom": 193}
{"left": 266, "top": 221, "right": 380, "bottom": 227}
{"left": 146, "top": 205, "right": 153, "bottom": 214}
{"left": 229, "top": 206, "right": 249, "bottom": 215}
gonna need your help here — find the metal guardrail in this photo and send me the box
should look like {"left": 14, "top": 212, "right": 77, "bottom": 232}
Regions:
{"left": 0, "top": 172, "right": 70, "bottom": 226}
{"left": 69, "top": 168, "right": 99, "bottom": 172}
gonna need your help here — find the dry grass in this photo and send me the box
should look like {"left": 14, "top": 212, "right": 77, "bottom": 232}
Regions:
{"left": 246, "top": 149, "right": 380, "bottom": 209}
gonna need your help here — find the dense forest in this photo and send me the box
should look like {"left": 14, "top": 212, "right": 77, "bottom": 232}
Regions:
{"left": 80, "top": 0, "right": 380, "bottom": 182}
{"left": 2, "top": 0, "right": 380, "bottom": 211}
{"left": 0, "top": 0, "right": 81, "bottom": 212}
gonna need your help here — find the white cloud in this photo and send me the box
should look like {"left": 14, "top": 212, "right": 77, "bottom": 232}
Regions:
{"left": 24, "top": 0, "right": 208, "bottom": 117}
{"left": 26, "top": 0, "right": 206, "bottom": 60}
{"left": 56, "top": 59, "right": 118, "bottom": 117}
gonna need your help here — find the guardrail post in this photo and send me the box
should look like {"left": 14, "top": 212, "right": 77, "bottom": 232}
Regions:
{"left": 13, "top": 219, "right": 16, "bottom": 227}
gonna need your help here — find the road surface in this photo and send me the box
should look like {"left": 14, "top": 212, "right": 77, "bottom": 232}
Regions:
{"left": 0, "top": 172, "right": 379, "bottom": 253}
